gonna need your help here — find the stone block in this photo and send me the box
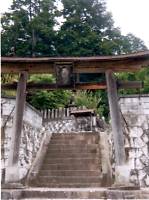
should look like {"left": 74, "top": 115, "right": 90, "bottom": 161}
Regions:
{"left": 141, "top": 133, "right": 149, "bottom": 143}
{"left": 142, "top": 121, "right": 149, "bottom": 130}
{"left": 139, "top": 170, "right": 147, "bottom": 181}
{"left": 132, "top": 98, "right": 141, "bottom": 104}
{"left": 144, "top": 175, "right": 149, "bottom": 186}
{"left": 128, "top": 151, "right": 135, "bottom": 160}
{"left": 135, "top": 158, "right": 142, "bottom": 169}
{"left": 115, "top": 165, "right": 133, "bottom": 186}
{"left": 138, "top": 115, "right": 147, "bottom": 126}
{"left": 142, "top": 102, "right": 149, "bottom": 109}
{"left": 140, "top": 155, "right": 149, "bottom": 166}
{"left": 123, "top": 115, "right": 138, "bottom": 127}
{"left": 134, "top": 137, "right": 144, "bottom": 148}
{"left": 124, "top": 98, "right": 132, "bottom": 104}
{"left": 141, "top": 97, "right": 149, "bottom": 103}
{"left": 127, "top": 159, "right": 135, "bottom": 169}
{"left": 143, "top": 108, "right": 149, "bottom": 115}
{"left": 119, "top": 98, "right": 125, "bottom": 104}
{"left": 19, "top": 167, "right": 28, "bottom": 179}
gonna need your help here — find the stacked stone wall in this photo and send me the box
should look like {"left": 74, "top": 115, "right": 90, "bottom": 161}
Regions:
{"left": 119, "top": 95, "right": 149, "bottom": 187}
{"left": 1, "top": 98, "right": 46, "bottom": 181}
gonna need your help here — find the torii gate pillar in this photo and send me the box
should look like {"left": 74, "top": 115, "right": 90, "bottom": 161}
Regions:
{"left": 5, "top": 71, "right": 28, "bottom": 184}
{"left": 106, "top": 70, "right": 126, "bottom": 165}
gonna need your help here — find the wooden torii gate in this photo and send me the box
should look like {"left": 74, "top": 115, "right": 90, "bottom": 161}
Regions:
{"left": 1, "top": 51, "right": 149, "bottom": 183}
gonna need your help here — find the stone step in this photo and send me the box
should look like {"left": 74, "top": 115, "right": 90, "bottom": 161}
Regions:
{"left": 37, "top": 176, "right": 102, "bottom": 184}
{"left": 43, "top": 158, "right": 100, "bottom": 165}
{"left": 41, "top": 163, "right": 101, "bottom": 170}
{"left": 20, "top": 188, "right": 106, "bottom": 199}
{"left": 2, "top": 188, "right": 149, "bottom": 199}
{"left": 21, "top": 198, "right": 100, "bottom": 200}
{"left": 51, "top": 133, "right": 99, "bottom": 140}
{"left": 34, "top": 182, "right": 102, "bottom": 188}
{"left": 39, "top": 170, "right": 101, "bottom": 176}
{"left": 46, "top": 147, "right": 99, "bottom": 154}
{"left": 124, "top": 194, "right": 135, "bottom": 199}
{"left": 45, "top": 152, "right": 99, "bottom": 158}
{"left": 50, "top": 140, "right": 99, "bottom": 145}
{"left": 50, "top": 137, "right": 99, "bottom": 145}
{"left": 48, "top": 144, "right": 99, "bottom": 148}
{"left": 21, "top": 199, "right": 102, "bottom": 200}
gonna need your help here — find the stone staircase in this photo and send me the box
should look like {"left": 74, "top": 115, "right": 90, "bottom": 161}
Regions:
{"left": 2, "top": 132, "right": 149, "bottom": 199}
{"left": 30, "top": 132, "right": 102, "bottom": 188}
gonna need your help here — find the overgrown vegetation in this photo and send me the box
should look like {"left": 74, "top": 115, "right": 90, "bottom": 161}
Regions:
{"left": 1, "top": 0, "right": 149, "bottom": 118}
{"left": 27, "top": 90, "right": 72, "bottom": 110}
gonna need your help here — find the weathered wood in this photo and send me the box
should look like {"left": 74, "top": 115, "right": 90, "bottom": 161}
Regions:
{"left": 2, "top": 80, "right": 143, "bottom": 91}
{"left": 117, "top": 80, "right": 143, "bottom": 89}
{"left": 106, "top": 71, "right": 126, "bottom": 165}
{"left": 2, "top": 51, "right": 149, "bottom": 74}
{"left": 2, "top": 82, "right": 107, "bottom": 90}
{"left": 10, "top": 71, "right": 28, "bottom": 165}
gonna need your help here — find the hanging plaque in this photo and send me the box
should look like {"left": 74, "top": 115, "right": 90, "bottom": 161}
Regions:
{"left": 55, "top": 62, "right": 74, "bottom": 86}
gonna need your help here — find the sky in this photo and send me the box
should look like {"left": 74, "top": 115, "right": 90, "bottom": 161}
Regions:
{"left": 1, "top": 0, "right": 149, "bottom": 49}
{"left": 107, "top": 0, "right": 149, "bottom": 49}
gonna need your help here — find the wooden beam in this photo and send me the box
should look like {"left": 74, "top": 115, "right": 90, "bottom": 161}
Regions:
{"left": 1, "top": 82, "right": 107, "bottom": 90}
{"left": 117, "top": 80, "right": 143, "bottom": 89}
{"left": 1, "top": 51, "right": 149, "bottom": 74}
{"left": 2, "top": 80, "right": 143, "bottom": 91}
{"left": 106, "top": 71, "right": 126, "bottom": 165}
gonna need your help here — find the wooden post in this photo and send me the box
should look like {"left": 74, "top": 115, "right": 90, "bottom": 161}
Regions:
{"left": 12, "top": 71, "right": 28, "bottom": 164}
{"left": 6, "top": 71, "right": 28, "bottom": 183}
{"left": 106, "top": 71, "right": 125, "bottom": 165}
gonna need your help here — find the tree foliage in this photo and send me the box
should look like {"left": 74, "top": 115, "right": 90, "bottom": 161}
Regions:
{"left": 1, "top": 0, "right": 57, "bottom": 56}
{"left": 27, "top": 74, "right": 72, "bottom": 109}
{"left": 117, "top": 67, "right": 149, "bottom": 95}
{"left": 28, "top": 90, "right": 72, "bottom": 109}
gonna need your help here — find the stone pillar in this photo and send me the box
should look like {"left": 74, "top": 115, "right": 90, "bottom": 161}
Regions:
{"left": 5, "top": 71, "right": 28, "bottom": 184}
{"left": 106, "top": 70, "right": 125, "bottom": 165}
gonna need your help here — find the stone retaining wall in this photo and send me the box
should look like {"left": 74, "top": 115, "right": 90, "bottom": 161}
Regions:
{"left": 45, "top": 118, "right": 75, "bottom": 134}
{"left": 45, "top": 116, "right": 96, "bottom": 134}
{"left": 1, "top": 98, "right": 46, "bottom": 181}
{"left": 119, "top": 95, "right": 149, "bottom": 187}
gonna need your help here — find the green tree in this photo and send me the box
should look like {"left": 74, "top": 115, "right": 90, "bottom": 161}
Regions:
{"left": 56, "top": 0, "right": 113, "bottom": 56}
{"left": 27, "top": 74, "right": 72, "bottom": 109}
{"left": 1, "top": 0, "right": 57, "bottom": 56}
{"left": 28, "top": 90, "right": 72, "bottom": 109}
{"left": 57, "top": 0, "right": 147, "bottom": 56}
{"left": 74, "top": 90, "right": 108, "bottom": 118}
{"left": 117, "top": 67, "right": 149, "bottom": 95}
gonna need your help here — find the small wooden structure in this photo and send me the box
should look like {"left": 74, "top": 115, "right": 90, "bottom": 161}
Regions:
{"left": 70, "top": 109, "right": 96, "bottom": 132}
{"left": 1, "top": 51, "right": 149, "bottom": 183}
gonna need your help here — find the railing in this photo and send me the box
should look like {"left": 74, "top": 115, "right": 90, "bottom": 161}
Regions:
{"left": 41, "top": 106, "right": 86, "bottom": 121}
{"left": 2, "top": 106, "right": 15, "bottom": 129}
{"left": 1, "top": 103, "right": 15, "bottom": 184}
